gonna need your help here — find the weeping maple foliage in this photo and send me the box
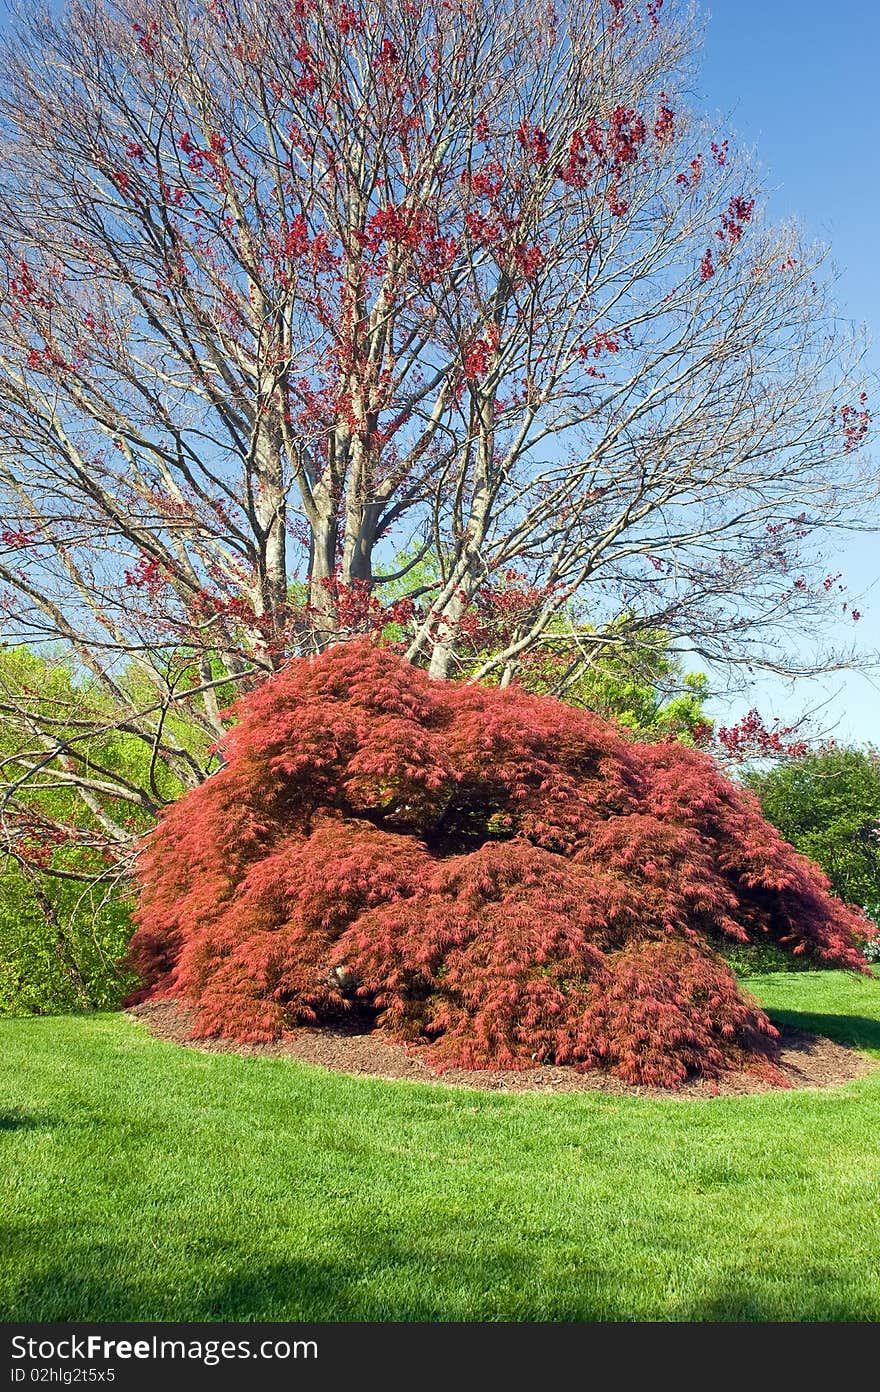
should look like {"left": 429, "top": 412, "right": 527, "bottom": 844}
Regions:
{"left": 130, "top": 642, "right": 868, "bottom": 1086}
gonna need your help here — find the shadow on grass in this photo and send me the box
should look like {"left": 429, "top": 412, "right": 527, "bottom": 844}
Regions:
{"left": 0, "top": 1110, "right": 50, "bottom": 1132}
{"left": 1, "top": 1236, "right": 528, "bottom": 1322}
{"left": 5, "top": 1226, "right": 880, "bottom": 1322}
{"left": 679, "top": 1277, "right": 876, "bottom": 1323}
{"left": 765, "top": 1010, "right": 880, "bottom": 1054}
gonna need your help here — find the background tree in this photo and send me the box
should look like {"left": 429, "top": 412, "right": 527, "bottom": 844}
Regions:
{"left": 0, "top": 648, "right": 192, "bottom": 1011}
{"left": 461, "top": 592, "right": 712, "bottom": 739}
{"left": 0, "top": 859, "right": 135, "bottom": 1014}
{"left": 381, "top": 548, "right": 714, "bottom": 738}
{"left": 0, "top": 0, "right": 873, "bottom": 869}
{"left": 744, "top": 745, "right": 880, "bottom": 926}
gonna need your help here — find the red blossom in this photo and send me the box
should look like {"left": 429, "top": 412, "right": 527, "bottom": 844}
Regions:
{"left": 516, "top": 120, "right": 550, "bottom": 166}
{"left": 308, "top": 575, "right": 415, "bottom": 637}
{"left": 283, "top": 213, "right": 311, "bottom": 258}
{"left": 584, "top": 118, "right": 605, "bottom": 159}
{"left": 606, "top": 182, "right": 628, "bottom": 218}
{"left": 717, "top": 195, "right": 754, "bottom": 244}
{"left": 463, "top": 209, "right": 502, "bottom": 247}
{"left": 608, "top": 105, "right": 646, "bottom": 164}
{"left": 715, "top": 709, "right": 808, "bottom": 762}
{"left": 463, "top": 322, "right": 502, "bottom": 381}
{"left": 25, "top": 343, "right": 68, "bottom": 371}
{"left": 123, "top": 554, "right": 165, "bottom": 598}
{"left": 676, "top": 153, "right": 702, "bottom": 190}
{"left": 841, "top": 396, "right": 870, "bottom": 452}
{"left": 556, "top": 130, "right": 592, "bottom": 187}
{"left": 465, "top": 160, "right": 506, "bottom": 200}
{"left": 653, "top": 98, "right": 675, "bottom": 146}
{"left": 592, "top": 332, "right": 620, "bottom": 356}
{"left": 132, "top": 21, "right": 159, "bottom": 58}
{"left": 363, "top": 203, "right": 427, "bottom": 254}
{"left": 1, "top": 527, "right": 34, "bottom": 549}
{"left": 512, "top": 242, "right": 544, "bottom": 278}
{"left": 9, "top": 260, "right": 52, "bottom": 308}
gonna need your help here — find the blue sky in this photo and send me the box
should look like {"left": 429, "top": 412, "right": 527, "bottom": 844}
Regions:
{"left": 696, "top": 1, "right": 880, "bottom": 743}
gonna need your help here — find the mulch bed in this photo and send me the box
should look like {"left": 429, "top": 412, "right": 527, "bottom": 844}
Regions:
{"left": 128, "top": 998, "right": 876, "bottom": 1099}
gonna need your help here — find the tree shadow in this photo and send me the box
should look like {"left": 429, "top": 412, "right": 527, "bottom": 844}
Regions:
{"left": 678, "top": 1274, "right": 878, "bottom": 1323}
{"left": 0, "top": 1221, "right": 634, "bottom": 1321}
{"left": 0, "top": 1109, "right": 50, "bottom": 1132}
{"left": 765, "top": 1009, "right": 880, "bottom": 1054}
{"left": 6, "top": 1222, "right": 880, "bottom": 1322}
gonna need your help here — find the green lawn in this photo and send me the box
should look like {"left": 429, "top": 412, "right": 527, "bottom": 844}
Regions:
{"left": 3, "top": 970, "right": 880, "bottom": 1322}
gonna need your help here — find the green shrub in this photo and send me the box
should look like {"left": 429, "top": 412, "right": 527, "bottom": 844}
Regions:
{"left": 743, "top": 745, "right": 880, "bottom": 925}
{"left": 0, "top": 646, "right": 205, "bottom": 1016}
{"left": 0, "top": 865, "right": 136, "bottom": 1016}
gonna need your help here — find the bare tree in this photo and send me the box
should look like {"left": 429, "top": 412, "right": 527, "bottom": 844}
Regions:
{"left": 0, "top": 0, "right": 874, "bottom": 864}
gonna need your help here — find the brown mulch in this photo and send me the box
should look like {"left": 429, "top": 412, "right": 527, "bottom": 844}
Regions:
{"left": 128, "top": 998, "right": 876, "bottom": 1100}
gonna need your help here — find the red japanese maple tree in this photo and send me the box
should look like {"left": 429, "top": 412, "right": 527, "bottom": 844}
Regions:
{"left": 130, "top": 642, "right": 868, "bottom": 1086}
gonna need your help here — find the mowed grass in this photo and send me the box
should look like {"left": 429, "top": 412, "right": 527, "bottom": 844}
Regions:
{"left": 3, "top": 971, "right": 880, "bottom": 1322}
